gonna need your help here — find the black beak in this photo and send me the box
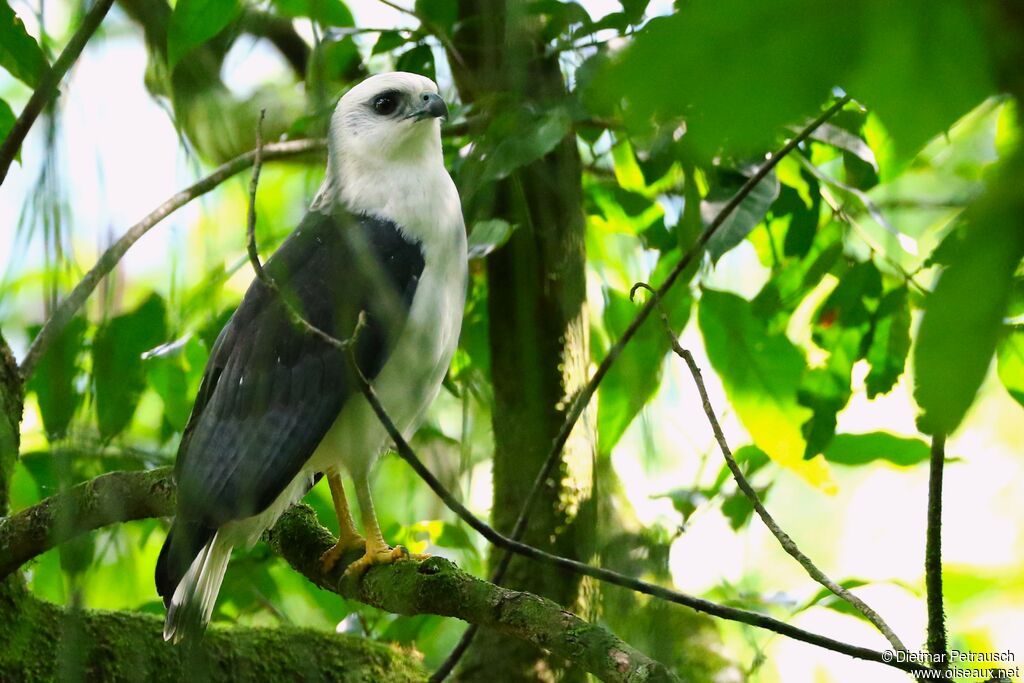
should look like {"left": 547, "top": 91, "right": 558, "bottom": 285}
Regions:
{"left": 408, "top": 92, "right": 448, "bottom": 121}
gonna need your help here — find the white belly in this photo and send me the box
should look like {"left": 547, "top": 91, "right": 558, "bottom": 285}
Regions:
{"left": 307, "top": 239, "right": 466, "bottom": 479}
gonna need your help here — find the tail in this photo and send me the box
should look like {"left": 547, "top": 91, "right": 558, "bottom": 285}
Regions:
{"left": 155, "top": 521, "right": 230, "bottom": 643}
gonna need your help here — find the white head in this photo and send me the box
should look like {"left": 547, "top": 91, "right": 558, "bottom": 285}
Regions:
{"left": 315, "top": 72, "right": 461, "bottom": 246}
{"left": 327, "top": 72, "right": 447, "bottom": 173}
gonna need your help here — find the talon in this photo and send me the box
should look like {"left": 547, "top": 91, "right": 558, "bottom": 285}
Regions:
{"left": 342, "top": 543, "right": 418, "bottom": 580}
{"left": 320, "top": 535, "right": 366, "bottom": 573}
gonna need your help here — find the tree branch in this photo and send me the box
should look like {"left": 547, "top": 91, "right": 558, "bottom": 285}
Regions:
{"left": 637, "top": 286, "right": 908, "bottom": 652}
{"left": 0, "top": 577, "right": 427, "bottom": 680}
{"left": 0, "top": 0, "right": 116, "bottom": 185}
{"left": 0, "top": 470, "right": 680, "bottom": 683}
{"left": 0, "top": 467, "right": 173, "bottom": 579}
{"left": 18, "top": 138, "right": 325, "bottom": 379}
{"left": 925, "top": 434, "right": 948, "bottom": 666}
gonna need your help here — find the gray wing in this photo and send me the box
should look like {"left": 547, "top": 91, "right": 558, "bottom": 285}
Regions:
{"left": 174, "top": 209, "right": 425, "bottom": 524}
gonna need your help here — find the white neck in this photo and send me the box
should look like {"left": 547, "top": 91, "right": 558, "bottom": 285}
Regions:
{"left": 311, "top": 137, "right": 462, "bottom": 252}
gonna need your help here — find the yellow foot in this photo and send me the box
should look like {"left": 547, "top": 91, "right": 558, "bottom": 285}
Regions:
{"left": 342, "top": 544, "right": 422, "bottom": 579}
{"left": 320, "top": 535, "right": 366, "bottom": 573}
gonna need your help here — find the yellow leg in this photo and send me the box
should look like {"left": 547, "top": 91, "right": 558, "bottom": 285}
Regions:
{"left": 342, "top": 475, "right": 423, "bottom": 579}
{"left": 320, "top": 473, "right": 366, "bottom": 572}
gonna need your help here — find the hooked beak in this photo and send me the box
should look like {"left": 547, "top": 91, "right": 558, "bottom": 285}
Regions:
{"left": 406, "top": 92, "right": 449, "bottom": 122}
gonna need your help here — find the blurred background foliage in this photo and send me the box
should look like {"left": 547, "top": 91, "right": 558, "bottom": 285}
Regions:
{"left": 1, "top": 0, "right": 1023, "bottom": 681}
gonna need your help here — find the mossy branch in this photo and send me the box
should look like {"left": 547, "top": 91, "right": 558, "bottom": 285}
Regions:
{"left": 0, "top": 578, "right": 426, "bottom": 681}
{"left": 0, "top": 470, "right": 679, "bottom": 683}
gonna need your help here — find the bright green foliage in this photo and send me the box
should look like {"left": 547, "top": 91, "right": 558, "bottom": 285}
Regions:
{"left": 167, "top": 0, "right": 242, "bottom": 69}
{"left": 272, "top": 0, "right": 353, "bottom": 26}
{"left": 27, "top": 317, "right": 87, "bottom": 441}
{"left": 0, "top": 0, "right": 45, "bottom": 87}
{"left": 914, "top": 165, "right": 1024, "bottom": 435}
{"left": 996, "top": 330, "right": 1024, "bottom": 409}
{"left": 92, "top": 294, "right": 168, "bottom": 440}
{"left": 593, "top": 0, "right": 991, "bottom": 158}
{"left": 799, "top": 261, "right": 881, "bottom": 456}
{"left": 597, "top": 256, "right": 692, "bottom": 454}
{"left": 698, "top": 289, "right": 832, "bottom": 489}
{"left": 865, "top": 287, "right": 911, "bottom": 398}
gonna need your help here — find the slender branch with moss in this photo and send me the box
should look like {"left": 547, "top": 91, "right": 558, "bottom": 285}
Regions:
{"left": 632, "top": 281, "right": 907, "bottom": 652}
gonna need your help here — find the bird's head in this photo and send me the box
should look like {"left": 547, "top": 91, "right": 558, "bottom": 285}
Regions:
{"left": 329, "top": 72, "right": 448, "bottom": 168}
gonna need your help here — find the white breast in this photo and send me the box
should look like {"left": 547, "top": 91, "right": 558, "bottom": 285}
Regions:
{"left": 308, "top": 166, "right": 467, "bottom": 479}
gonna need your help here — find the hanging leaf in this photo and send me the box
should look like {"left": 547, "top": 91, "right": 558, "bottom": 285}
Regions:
{"left": 996, "top": 330, "right": 1024, "bottom": 410}
{"left": 92, "top": 295, "right": 168, "bottom": 439}
{"left": 167, "top": 0, "right": 242, "bottom": 70}
{"left": 823, "top": 432, "right": 931, "bottom": 467}
{"left": 865, "top": 286, "right": 911, "bottom": 398}
{"left": 698, "top": 289, "right": 834, "bottom": 491}
{"left": 27, "top": 317, "right": 88, "bottom": 441}
{"left": 0, "top": 0, "right": 46, "bottom": 87}
{"left": 702, "top": 170, "right": 780, "bottom": 263}
{"left": 914, "top": 165, "right": 1024, "bottom": 435}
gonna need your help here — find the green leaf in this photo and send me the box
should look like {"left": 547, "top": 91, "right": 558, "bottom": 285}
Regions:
{"left": 28, "top": 317, "right": 88, "bottom": 441}
{"left": 848, "top": 1, "right": 992, "bottom": 158}
{"left": 0, "top": 98, "right": 15, "bottom": 159}
{"left": 0, "top": 0, "right": 45, "bottom": 87}
{"left": 597, "top": 254, "right": 693, "bottom": 454}
{"left": 273, "top": 0, "right": 353, "bottom": 25}
{"left": 371, "top": 30, "right": 409, "bottom": 56}
{"left": 799, "top": 261, "right": 881, "bottom": 456}
{"left": 865, "top": 287, "right": 911, "bottom": 398}
{"left": 415, "top": 0, "right": 456, "bottom": 34}
{"left": 435, "top": 522, "right": 478, "bottom": 555}
{"left": 823, "top": 432, "right": 931, "bottom": 467}
{"left": 395, "top": 43, "right": 436, "bottom": 82}
{"left": 481, "top": 107, "right": 571, "bottom": 182}
{"left": 914, "top": 164, "right": 1024, "bottom": 435}
{"left": 92, "top": 294, "right": 168, "bottom": 439}
{"left": 698, "top": 289, "right": 834, "bottom": 491}
{"left": 467, "top": 219, "right": 516, "bottom": 260}
{"left": 721, "top": 484, "right": 770, "bottom": 531}
{"left": 996, "top": 330, "right": 1024, "bottom": 410}
{"left": 703, "top": 170, "right": 780, "bottom": 263}
{"left": 167, "top": 0, "right": 241, "bottom": 70}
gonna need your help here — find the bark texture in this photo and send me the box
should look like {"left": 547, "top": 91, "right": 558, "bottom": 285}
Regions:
{"left": 450, "top": 2, "right": 597, "bottom": 679}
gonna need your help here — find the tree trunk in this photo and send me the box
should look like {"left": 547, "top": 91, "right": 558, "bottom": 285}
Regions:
{"left": 451, "top": 3, "right": 597, "bottom": 679}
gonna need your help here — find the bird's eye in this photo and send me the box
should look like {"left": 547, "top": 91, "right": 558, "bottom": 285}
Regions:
{"left": 372, "top": 94, "right": 398, "bottom": 116}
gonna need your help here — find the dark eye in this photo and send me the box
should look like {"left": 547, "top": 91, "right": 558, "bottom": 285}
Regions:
{"left": 372, "top": 94, "right": 398, "bottom": 116}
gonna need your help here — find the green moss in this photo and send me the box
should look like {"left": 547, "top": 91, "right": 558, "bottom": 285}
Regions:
{"left": 0, "top": 582, "right": 427, "bottom": 682}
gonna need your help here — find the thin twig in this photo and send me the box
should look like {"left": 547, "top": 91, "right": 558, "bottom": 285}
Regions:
{"left": 346, "top": 347, "right": 923, "bottom": 676}
{"left": 435, "top": 95, "right": 854, "bottom": 679}
{"left": 245, "top": 114, "right": 361, "bottom": 350}
{"left": 238, "top": 99, "right": 924, "bottom": 678}
{"left": 492, "top": 96, "right": 854, "bottom": 590}
{"left": 18, "top": 137, "right": 325, "bottom": 379}
{"left": 925, "top": 434, "right": 948, "bottom": 666}
{"left": 633, "top": 282, "right": 908, "bottom": 653}
{"left": 0, "top": 0, "right": 116, "bottom": 184}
